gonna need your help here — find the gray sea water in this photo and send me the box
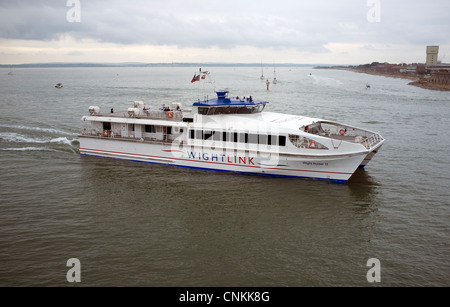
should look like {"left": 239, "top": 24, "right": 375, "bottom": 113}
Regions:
{"left": 0, "top": 66, "right": 448, "bottom": 287}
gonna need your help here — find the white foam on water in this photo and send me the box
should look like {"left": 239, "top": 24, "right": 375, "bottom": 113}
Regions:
{"left": 0, "top": 132, "right": 43, "bottom": 143}
{"left": 0, "top": 147, "right": 58, "bottom": 152}
{"left": 0, "top": 132, "right": 76, "bottom": 145}
{"left": 49, "top": 137, "right": 74, "bottom": 145}
{"left": 0, "top": 132, "right": 79, "bottom": 154}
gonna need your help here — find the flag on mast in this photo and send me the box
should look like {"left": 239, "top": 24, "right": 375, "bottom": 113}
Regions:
{"left": 191, "top": 73, "right": 200, "bottom": 83}
{"left": 191, "top": 68, "right": 210, "bottom": 83}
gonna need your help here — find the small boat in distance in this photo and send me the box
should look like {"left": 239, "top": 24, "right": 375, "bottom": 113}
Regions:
{"left": 273, "top": 63, "right": 278, "bottom": 84}
{"left": 55, "top": 83, "right": 63, "bottom": 88}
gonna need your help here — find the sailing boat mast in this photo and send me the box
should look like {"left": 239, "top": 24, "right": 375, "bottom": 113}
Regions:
{"left": 272, "top": 61, "right": 278, "bottom": 84}
{"left": 260, "top": 61, "right": 264, "bottom": 80}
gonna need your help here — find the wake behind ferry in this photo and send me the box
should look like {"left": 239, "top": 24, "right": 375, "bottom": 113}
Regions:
{"left": 79, "top": 88, "right": 384, "bottom": 183}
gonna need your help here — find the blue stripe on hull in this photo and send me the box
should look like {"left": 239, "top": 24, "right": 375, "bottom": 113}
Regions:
{"left": 80, "top": 153, "right": 348, "bottom": 184}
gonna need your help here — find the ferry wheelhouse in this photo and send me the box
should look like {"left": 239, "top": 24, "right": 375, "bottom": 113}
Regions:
{"left": 79, "top": 90, "right": 384, "bottom": 182}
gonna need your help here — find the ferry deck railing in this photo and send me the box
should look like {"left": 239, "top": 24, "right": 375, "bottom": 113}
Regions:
{"left": 80, "top": 129, "right": 181, "bottom": 143}
{"left": 360, "top": 133, "right": 383, "bottom": 150}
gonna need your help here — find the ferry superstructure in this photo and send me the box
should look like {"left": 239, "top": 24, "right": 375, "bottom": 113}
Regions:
{"left": 79, "top": 90, "right": 385, "bottom": 182}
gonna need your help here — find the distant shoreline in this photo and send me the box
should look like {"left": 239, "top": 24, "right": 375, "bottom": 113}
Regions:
{"left": 0, "top": 62, "right": 317, "bottom": 68}
{"left": 317, "top": 66, "right": 450, "bottom": 92}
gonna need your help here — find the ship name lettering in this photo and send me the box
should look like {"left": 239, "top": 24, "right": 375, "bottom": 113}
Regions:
{"left": 303, "top": 161, "right": 328, "bottom": 166}
{"left": 187, "top": 151, "right": 255, "bottom": 165}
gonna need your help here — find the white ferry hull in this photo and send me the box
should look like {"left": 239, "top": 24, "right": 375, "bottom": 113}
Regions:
{"left": 79, "top": 137, "right": 366, "bottom": 182}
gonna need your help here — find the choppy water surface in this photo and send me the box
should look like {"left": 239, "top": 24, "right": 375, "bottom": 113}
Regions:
{"left": 0, "top": 66, "right": 448, "bottom": 286}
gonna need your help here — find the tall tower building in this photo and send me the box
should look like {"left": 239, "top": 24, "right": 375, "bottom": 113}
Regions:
{"left": 426, "top": 46, "right": 439, "bottom": 66}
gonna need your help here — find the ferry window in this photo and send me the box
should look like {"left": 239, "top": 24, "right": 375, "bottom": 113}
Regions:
{"left": 212, "top": 131, "right": 222, "bottom": 141}
{"left": 239, "top": 133, "right": 247, "bottom": 143}
{"left": 248, "top": 133, "right": 258, "bottom": 144}
{"left": 233, "top": 132, "right": 238, "bottom": 143}
{"left": 198, "top": 107, "right": 209, "bottom": 115}
{"left": 226, "top": 107, "right": 238, "bottom": 114}
{"left": 208, "top": 107, "right": 217, "bottom": 115}
{"left": 195, "top": 130, "right": 203, "bottom": 140}
{"left": 259, "top": 134, "right": 267, "bottom": 145}
{"left": 279, "top": 136, "right": 286, "bottom": 146}
{"left": 237, "top": 106, "right": 246, "bottom": 114}
{"left": 189, "top": 130, "right": 195, "bottom": 139}
{"left": 145, "top": 125, "right": 156, "bottom": 133}
{"left": 204, "top": 130, "right": 213, "bottom": 140}
{"left": 166, "top": 126, "right": 172, "bottom": 135}
{"left": 129, "top": 124, "right": 135, "bottom": 132}
{"left": 103, "top": 122, "right": 111, "bottom": 130}
{"left": 211, "top": 107, "right": 225, "bottom": 115}
{"left": 180, "top": 128, "right": 184, "bottom": 134}
{"left": 248, "top": 106, "right": 257, "bottom": 113}
{"left": 219, "top": 107, "right": 228, "bottom": 115}
{"left": 223, "top": 132, "right": 228, "bottom": 142}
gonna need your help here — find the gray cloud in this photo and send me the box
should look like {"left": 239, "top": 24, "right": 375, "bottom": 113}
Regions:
{"left": 0, "top": 0, "right": 449, "bottom": 52}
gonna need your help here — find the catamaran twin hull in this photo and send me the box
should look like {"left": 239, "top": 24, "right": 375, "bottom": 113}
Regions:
{"left": 79, "top": 137, "right": 378, "bottom": 182}
{"left": 79, "top": 91, "right": 385, "bottom": 183}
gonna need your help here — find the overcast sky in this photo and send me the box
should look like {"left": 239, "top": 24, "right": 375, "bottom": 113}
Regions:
{"left": 1, "top": 0, "right": 449, "bottom": 64}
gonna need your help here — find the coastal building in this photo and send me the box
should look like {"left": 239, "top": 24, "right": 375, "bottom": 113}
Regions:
{"left": 428, "top": 69, "right": 449, "bottom": 87}
{"left": 399, "top": 64, "right": 417, "bottom": 74}
{"left": 426, "top": 46, "right": 439, "bottom": 66}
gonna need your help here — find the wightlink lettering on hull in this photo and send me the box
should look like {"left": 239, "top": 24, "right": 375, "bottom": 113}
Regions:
{"left": 187, "top": 151, "right": 255, "bottom": 165}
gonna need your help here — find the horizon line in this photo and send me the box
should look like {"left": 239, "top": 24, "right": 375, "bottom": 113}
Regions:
{"left": 0, "top": 62, "right": 352, "bottom": 68}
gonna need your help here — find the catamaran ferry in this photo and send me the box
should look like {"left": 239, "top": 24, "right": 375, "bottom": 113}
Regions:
{"left": 79, "top": 90, "right": 384, "bottom": 182}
